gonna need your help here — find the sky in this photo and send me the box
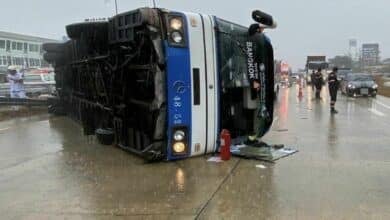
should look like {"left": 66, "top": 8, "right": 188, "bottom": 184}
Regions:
{"left": 1, "top": 0, "right": 389, "bottom": 69}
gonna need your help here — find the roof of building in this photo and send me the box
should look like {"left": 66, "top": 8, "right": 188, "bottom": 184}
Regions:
{"left": 0, "top": 31, "right": 59, "bottom": 43}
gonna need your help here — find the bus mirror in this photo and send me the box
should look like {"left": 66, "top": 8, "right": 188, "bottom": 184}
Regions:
{"left": 252, "top": 10, "right": 277, "bottom": 29}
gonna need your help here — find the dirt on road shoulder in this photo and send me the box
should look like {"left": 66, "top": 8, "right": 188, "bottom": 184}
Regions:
{"left": 0, "top": 106, "right": 48, "bottom": 122}
{"left": 376, "top": 76, "right": 390, "bottom": 97}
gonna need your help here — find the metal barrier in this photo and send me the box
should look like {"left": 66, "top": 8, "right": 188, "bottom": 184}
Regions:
{"left": 0, "top": 97, "right": 48, "bottom": 106}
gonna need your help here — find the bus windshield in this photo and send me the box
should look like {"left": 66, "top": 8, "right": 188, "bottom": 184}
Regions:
{"left": 215, "top": 18, "right": 248, "bottom": 88}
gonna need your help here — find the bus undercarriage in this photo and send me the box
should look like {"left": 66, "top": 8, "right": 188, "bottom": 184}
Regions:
{"left": 45, "top": 8, "right": 167, "bottom": 160}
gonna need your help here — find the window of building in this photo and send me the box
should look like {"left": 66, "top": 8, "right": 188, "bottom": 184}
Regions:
{"left": 12, "top": 42, "right": 17, "bottom": 50}
{"left": 29, "top": 44, "right": 39, "bottom": 52}
{"left": 7, "top": 56, "right": 11, "bottom": 65}
{"left": 17, "top": 42, "right": 23, "bottom": 51}
{"left": 0, "top": 40, "right": 5, "bottom": 49}
{"left": 24, "top": 43, "right": 28, "bottom": 53}
{"left": 29, "top": 58, "right": 41, "bottom": 67}
{"left": 6, "top": 40, "right": 10, "bottom": 51}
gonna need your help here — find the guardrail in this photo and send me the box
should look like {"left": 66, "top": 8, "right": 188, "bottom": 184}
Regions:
{"left": 0, "top": 97, "right": 48, "bottom": 106}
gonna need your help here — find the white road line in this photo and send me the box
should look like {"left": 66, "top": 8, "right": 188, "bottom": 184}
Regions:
{"left": 368, "top": 108, "right": 386, "bottom": 117}
{"left": 375, "top": 100, "right": 390, "bottom": 110}
{"left": 0, "top": 127, "right": 10, "bottom": 132}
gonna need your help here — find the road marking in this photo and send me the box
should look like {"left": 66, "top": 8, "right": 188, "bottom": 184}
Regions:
{"left": 368, "top": 108, "right": 386, "bottom": 117}
{"left": 0, "top": 127, "right": 10, "bottom": 132}
{"left": 375, "top": 100, "right": 390, "bottom": 110}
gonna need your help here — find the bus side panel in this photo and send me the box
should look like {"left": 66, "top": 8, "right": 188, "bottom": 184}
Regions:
{"left": 165, "top": 43, "right": 192, "bottom": 160}
{"left": 202, "top": 14, "right": 219, "bottom": 154}
{"left": 185, "top": 13, "right": 208, "bottom": 157}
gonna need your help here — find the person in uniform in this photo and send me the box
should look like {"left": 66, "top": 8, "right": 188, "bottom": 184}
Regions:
{"left": 7, "top": 66, "right": 26, "bottom": 98}
{"left": 328, "top": 67, "right": 339, "bottom": 114}
{"left": 310, "top": 70, "right": 315, "bottom": 90}
{"left": 313, "top": 68, "right": 324, "bottom": 99}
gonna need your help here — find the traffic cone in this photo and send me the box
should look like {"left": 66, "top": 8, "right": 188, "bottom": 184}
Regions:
{"left": 298, "top": 79, "right": 303, "bottom": 98}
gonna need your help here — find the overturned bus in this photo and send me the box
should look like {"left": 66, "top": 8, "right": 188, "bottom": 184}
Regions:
{"left": 43, "top": 8, "right": 276, "bottom": 161}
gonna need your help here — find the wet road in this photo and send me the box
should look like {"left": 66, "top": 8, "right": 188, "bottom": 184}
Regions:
{"left": 1, "top": 86, "right": 390, "bottom": 219}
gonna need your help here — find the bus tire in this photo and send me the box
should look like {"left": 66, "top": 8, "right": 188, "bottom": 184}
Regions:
{"left": 66, "top": 22, "right": 108, "bottom": 40}
{"left": 66, "top": 23, "right": 84, "bottom": 39}
{"left": 95, "top": 128, "right": 115, "bottom": 146}
{"left": 42, "top": 43, "right": 64, "bottom": 53}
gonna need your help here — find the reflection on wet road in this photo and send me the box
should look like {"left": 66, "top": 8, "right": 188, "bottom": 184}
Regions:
{"left": 1, "top": 87, "right": 390, "bottom": 219}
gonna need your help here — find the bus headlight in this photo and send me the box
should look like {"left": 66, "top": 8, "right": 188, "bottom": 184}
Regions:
{"left": 373, "top": 84, "right": 378, "bottom": 89}
{"left": 171, "top": 31, "right": 183, "bottom": 43}
{"left": 174, "top": 130, "right": 185, "bottom": 141}
{"left": 170, "top": 18, "right": 183, "bottom": 30}
{"left": 173, "top": 142, "right": 186, "bottom": 154}
{"left": 167, "top": 14, "right": 186, "bottom": 47}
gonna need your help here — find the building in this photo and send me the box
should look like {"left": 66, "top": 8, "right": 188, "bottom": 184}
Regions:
{"left": 0, "top": 31, "right": 58, "bottom": 73}
{"left": 362, "top": 43, "right": 380, "bottom": 67}
{"left": 349, "top": 39, "right": 359, "bottom": 62}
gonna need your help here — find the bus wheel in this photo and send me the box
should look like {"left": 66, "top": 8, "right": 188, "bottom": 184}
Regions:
{"left": 95, "top": 128, "right": 115, "bottom": 146}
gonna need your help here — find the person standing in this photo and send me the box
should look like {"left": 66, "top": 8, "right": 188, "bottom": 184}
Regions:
{"left": 313, "top": 68, "right": 324, "bottom": 99}
{"left": 328, "top": 67, "right": 339, "bottom": 114}
{"left": 310, "top": 70, "right": 315, "bottom": 90}
{"left": 7, "top": 66, "right": 26, "bottom": 98}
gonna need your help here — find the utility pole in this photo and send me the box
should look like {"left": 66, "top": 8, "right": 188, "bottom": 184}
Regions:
{"left": 115, "top": 0, "right": 118, "bottom": 14}
{"left": 152, "top": 0, "right": 157, "bottom": 8}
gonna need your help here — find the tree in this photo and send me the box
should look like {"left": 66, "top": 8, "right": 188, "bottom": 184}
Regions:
{"left": 328, "top": 56, "right": 353, "bottom": 69}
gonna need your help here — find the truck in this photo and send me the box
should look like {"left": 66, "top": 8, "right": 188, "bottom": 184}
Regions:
{"left": 306, "top": 56, "right": 328, "bottom": 84}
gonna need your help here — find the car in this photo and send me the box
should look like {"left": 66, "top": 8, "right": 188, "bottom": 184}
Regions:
{"left": 341, "top": 73, "right": 378, "bottom": 97}
{"left": 0, "top": 73, "right": 56, "bottom": 97}
{"left": 337, "top": 68, "right": 353, "bottom": 90}
{"left": 337, "top": 68, "right": 352, "bottom": 81}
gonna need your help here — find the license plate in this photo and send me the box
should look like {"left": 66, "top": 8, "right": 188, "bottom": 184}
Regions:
{"left": 361, "top": 88, "right": 369, "bottom": 95}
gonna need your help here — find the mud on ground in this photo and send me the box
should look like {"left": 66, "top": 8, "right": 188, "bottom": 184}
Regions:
{"left": 0, "top": 106, "right": 48, "bottom": 122}
{"left": 376, "top": 76, "right": 390, "bottom": 97}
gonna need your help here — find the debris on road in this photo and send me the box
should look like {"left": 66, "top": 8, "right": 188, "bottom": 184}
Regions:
{"left": 255, "top": 164, "right": 267, "bottom": 169}
{"left": 207, "top": 156, "right": 223, "bottom": 163}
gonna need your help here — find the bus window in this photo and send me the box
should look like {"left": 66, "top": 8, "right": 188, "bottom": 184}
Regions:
{"left": 215, "top": 18, "right": 249, "bottom": 88}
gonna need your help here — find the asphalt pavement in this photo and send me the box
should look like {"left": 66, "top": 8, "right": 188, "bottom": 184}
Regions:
{"left": 1, "top": 85, "right": 390, "bottom": 219}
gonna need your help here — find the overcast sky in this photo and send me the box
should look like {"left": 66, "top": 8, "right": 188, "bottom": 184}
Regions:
{"left": 1, "top": 0, "right": 389, "bottom": 69}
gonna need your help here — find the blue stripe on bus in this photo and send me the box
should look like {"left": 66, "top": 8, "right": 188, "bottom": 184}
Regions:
{"left": 165, "top": 42, "right": 192, "bottom": 160}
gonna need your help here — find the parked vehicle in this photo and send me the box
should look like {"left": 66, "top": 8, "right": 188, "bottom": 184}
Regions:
{"left": 341, "top": 73, "right": 378, "bottom": 97}
{"left": 0, "top": 73, "right": 55, "bottom": 97}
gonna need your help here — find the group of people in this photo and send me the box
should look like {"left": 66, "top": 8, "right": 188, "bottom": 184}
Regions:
{"left": 6, "top": 65, "right": 26, "bottom": 98}
{"left": 311, "top": 67, "right": 339, "bottom": 114}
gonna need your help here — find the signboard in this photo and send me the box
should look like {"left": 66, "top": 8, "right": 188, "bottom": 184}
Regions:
{"left": 362, "top": 43, "right": 379, "bottom": 66}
